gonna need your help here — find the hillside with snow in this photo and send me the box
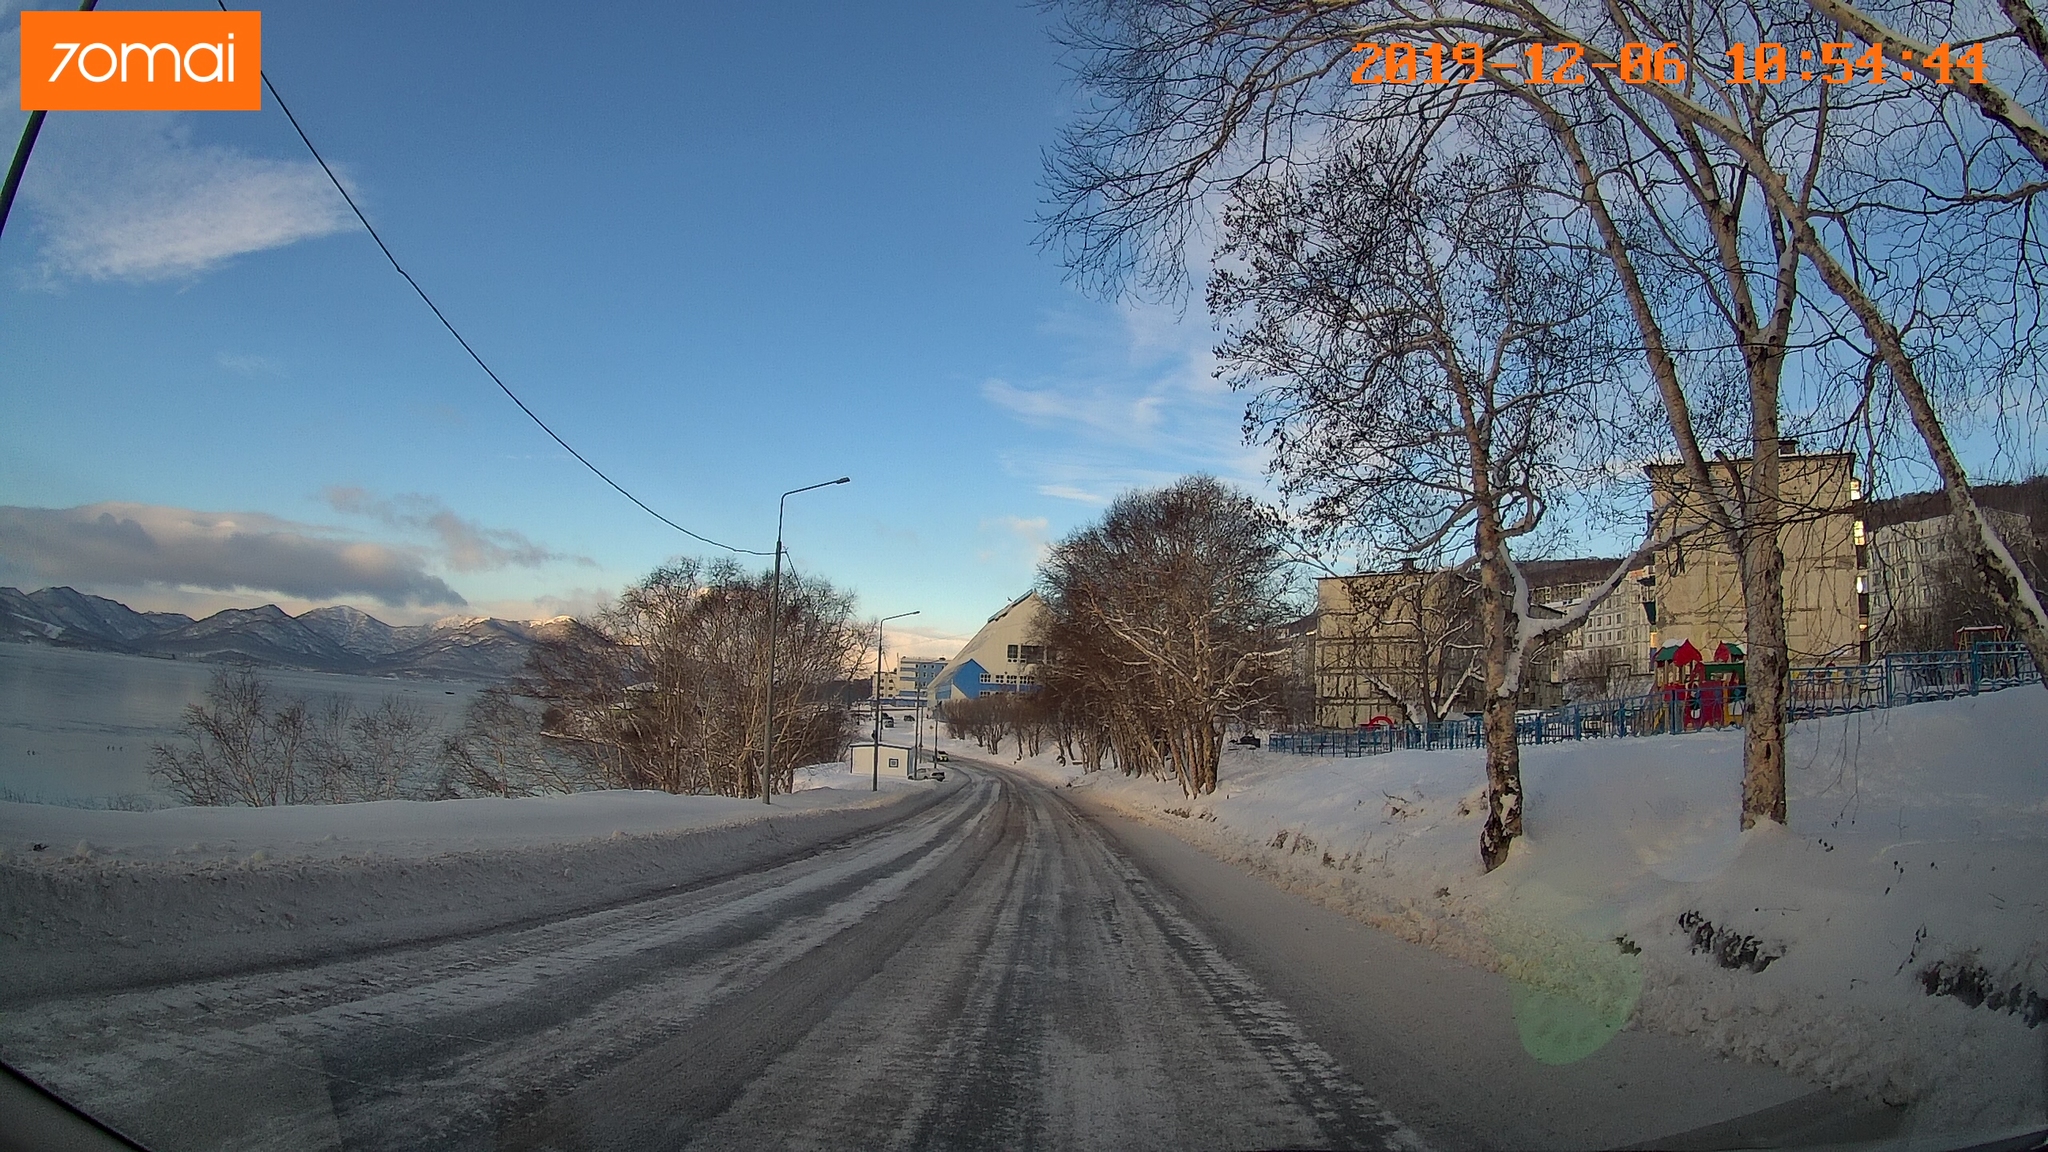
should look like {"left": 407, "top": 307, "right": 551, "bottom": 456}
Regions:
{"left": 991, "top": 689, "right": 2048, "bottom": 1138}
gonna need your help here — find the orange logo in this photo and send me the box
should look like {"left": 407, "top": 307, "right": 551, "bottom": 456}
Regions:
{"left": 19, "top": 10, "right": 262, "bottom": 112}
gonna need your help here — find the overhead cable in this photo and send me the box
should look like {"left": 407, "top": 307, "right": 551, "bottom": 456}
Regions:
{"left": 220, "top": 2, "right": 767, "bottom": 556}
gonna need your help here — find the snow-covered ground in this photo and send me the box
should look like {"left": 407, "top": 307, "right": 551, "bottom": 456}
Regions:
{"left": 975, "top": 690, "right": 2048, "bottom": 1137}
{"left": 0, "top": 768, "right": 944, "bottom": 1003}
{"left": 0, "top": 763, "right": 920, "bottom": 867}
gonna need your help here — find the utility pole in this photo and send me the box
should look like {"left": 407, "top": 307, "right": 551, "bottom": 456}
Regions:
{"left": 0, "top": 0, "right": 100, "bottom": 243}
{"left": 872, "top": 610, "right": 919, "bottom": 791}
{"left": 759, "top": 477, "right": 850, "bottom": 804}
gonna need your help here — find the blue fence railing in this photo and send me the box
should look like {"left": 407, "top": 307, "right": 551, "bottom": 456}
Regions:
{"left": 1268, "top": 642, "right": 2038, "bottom": 757}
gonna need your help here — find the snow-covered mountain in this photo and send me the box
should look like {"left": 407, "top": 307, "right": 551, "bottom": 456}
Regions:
{"left": 0, "top": 586, "right": 191, "bottom": 647}
{"left": 0, "top": 587, "right": 561, "bottom": 681}
{"left": 296, "top": 604, "right": 425, "bottom": 657}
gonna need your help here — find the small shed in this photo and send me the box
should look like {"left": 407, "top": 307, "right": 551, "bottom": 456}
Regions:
{"left": 849, "top": 743, "right": 919, "bottom": 779}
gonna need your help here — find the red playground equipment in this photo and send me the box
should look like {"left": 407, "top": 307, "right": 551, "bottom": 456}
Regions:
{"left": 1652, "top": 639, "right": 1747, "bottom": 731}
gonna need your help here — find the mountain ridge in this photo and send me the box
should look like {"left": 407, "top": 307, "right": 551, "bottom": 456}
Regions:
{"left": 0, "top": 586, "right": 564, "bottom": 681}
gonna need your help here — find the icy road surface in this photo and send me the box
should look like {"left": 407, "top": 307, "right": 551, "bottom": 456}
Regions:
{"left": 0, "top": 764, "right": 1852, "bottom": 1151}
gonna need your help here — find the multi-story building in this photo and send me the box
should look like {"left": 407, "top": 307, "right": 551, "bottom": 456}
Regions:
{"left": 891, "top": 656, "right": 950, "bottom": 707}
{"left": 1311, "top": 560, "right": 1592, "bottom": 724}
{"left": 1549, "top": 567, "right": 1655, "bottom": 697}
{"left": 1865, "top": 506, "right": 2034, "bottom": 652}
{"left": 928, "top": 592, "right": 1047, "bottom": 704}
{"left": 1313, "top": 568, "right": 1480, "bottom": 727}
{"left": 1644, "top": 449, "right": 1868, "bottom": 663}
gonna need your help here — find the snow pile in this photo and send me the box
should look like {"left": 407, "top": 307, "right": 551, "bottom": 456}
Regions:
{"left": 999, "top": 690, "right": 2048, "bottom": 1136}
{"left": 0, "top": 779, "right": 944, "bottom": 1004}
{"left": 0, "top": 777, "right": 923, "bottom": 867}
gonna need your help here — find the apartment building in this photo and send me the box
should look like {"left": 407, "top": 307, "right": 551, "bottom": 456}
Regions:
{"left": 1644, "top": 449, "right": 1868, "bottom": 664}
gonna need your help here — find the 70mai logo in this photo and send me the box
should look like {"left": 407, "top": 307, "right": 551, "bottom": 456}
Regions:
{"left": 19, "top": 10, "right": 262, "bottom": 111}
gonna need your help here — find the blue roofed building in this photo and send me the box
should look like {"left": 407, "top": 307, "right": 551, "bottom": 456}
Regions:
{"left": 929, "top": 592, "right": 1047, "bottom": 703}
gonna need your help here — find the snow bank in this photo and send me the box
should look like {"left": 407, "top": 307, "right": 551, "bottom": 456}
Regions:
{"left": 0, "top": 774, "right": 925, "bottom": 867}
{"left": 998, "top": 690, "right": 2048, "bottom": 1137}
{"left": 0, "top": 776, "right": 945, "bottom": 1004}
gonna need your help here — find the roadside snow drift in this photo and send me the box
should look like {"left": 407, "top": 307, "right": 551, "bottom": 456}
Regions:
{"left": 0, "top": 768, "right": 941, "bottom": 1003}
{"left": 1000, "top": 689, "right": 2048, "bottom": 1137}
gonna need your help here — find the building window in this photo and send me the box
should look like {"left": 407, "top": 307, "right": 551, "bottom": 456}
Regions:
{"left": 1018, "top": 644, "right": 1044, "bottom": 664}
{"left": 1006, "top": 644, "right": 1018, "bottom": 662}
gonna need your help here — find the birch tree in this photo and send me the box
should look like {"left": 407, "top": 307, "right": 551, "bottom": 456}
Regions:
{"left": 1210, "top": 138, "right": 1662, "bottom": 866}
{"left": 1041, "top": 0, "right": 2048, "bottom": 840}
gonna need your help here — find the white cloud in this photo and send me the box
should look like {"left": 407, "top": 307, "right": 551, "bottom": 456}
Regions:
{"left": 216, "top": 351, "right": 287, "bottom": 377}
{"left": 979, "top": 295, "right": 1275, "bottom": 509}
{"left": 974, "top": 515, "right": 1051, "bottom": 567}
{"left": 1036, "top": 484, "right": 1110, "bottom": 506}
{"left": 0, "top": 501, "right": 464, "bottom": 607}
{"left": 19, "top": 115, "right": 349, "bottom": 281}
{"left": 982, "top": 377, "right": 1165, "bottom": 438}
{"left": 873, "top": 622, "right": 971, "bottom": 668}
{"left": 323, "top": 487, "right": 596, "bottom": 573}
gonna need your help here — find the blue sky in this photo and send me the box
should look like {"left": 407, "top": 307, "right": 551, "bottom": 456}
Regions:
{"left": 0, "top": 0, "right": 1258, "bottom": 655}
{"left": 8, "top": 3, "right": 2040, "bottom": 662}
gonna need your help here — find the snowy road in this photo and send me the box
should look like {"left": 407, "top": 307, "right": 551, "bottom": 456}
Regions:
{"left": 2, "top": 763, "right": 1854, "bottom": 1151}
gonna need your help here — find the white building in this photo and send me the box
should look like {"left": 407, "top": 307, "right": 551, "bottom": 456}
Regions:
{"left": 848, "top": 743, "right": 919, "bottom": 779}
{"left": 1866, "top": 507, "right": 2032, "bottom": 651}
{"left": 928, "top": 592, "right": 1047, "bottom": 704}
{"left": 1552, "top": 567, "right": 1655, "bottom": 688}
{"left": 892, "top": 656, "right": 949, "bottom": 706}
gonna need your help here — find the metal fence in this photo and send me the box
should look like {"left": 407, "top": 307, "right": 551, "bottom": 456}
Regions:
{"left": 1268, "top": 642, "right": 2038, "bottom": 757}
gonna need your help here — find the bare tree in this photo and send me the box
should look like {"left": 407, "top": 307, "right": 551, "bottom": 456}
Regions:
{"left": 1210, "top": 138, "right": 1660, "bottom": 866}
{"left": 1038, "top": 476, "right": 1300, "bottom": 797}
{"left": 149, "top": 669, "right": 309, "bottom": 807}
{"left": 1494, "top": 0, "right": 2048, "bottom": 813}
{"left": 525, "top": 558, "right": 864, "bottom": 797}
{"left": 438, "top": 686, "right": 592, "bottom": 798}
{"left": 149, "top": 670, "right": 445, "bottom": 806}
{"left": 302, "top": 695, "right": 441, "bottom": 803}
{"left": 1040, "top": 0, "right": 2048, "bottom": 840}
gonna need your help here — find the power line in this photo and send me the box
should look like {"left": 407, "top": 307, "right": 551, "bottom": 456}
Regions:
{"left": 221, "top": 3, "right": 767, "bottom": 557}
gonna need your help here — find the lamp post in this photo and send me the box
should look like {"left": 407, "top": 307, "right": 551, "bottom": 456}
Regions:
{"left": 872, "top": 610, "right": 920, "bottom": 791}
{"left": 912, "top": 676, "right": 928, "bottom": 775}
{"left": 760, "top": 476, "right": 851, "bottom": 805}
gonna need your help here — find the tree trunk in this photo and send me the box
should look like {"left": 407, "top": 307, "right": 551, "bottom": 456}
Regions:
{"left": 1637, "top": 75, "right": 2048, "bottom": 690}
{"left": 1193, "top": 717, "right": 1220, "bottom": 796}
{"left": 1737, "top": 498, "right": 1790, "bottom": 828}
{"left": 1477, "top": 517, "right": 1523, "bottom": 872}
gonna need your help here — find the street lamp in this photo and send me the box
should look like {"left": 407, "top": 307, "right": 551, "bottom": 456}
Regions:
{"left": 872, "top": 610, "right": 920, "bottom": 791}
{"left": 760, "top": 476, "right": 851, "bottom": 804}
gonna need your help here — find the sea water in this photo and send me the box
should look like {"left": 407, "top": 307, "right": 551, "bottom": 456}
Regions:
{"left": 0, "top": 644, "right": 484, "bottom": 807}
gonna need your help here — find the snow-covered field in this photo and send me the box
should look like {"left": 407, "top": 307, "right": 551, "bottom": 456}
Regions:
{"left": 985, "top": 690, "right": 2048, "bottom": 1137}
{"left": 0, "top": 767, "right": 941, "bottom": 1003}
